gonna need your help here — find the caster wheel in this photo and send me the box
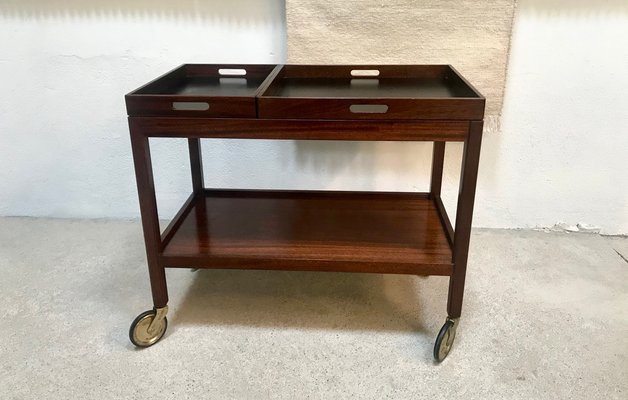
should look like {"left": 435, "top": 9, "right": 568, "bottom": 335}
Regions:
{"left": 434, "top": 318, "right": 458, "bottom": 362}
{"left": 129, "top": 309, "right": 168, "bottom": 347}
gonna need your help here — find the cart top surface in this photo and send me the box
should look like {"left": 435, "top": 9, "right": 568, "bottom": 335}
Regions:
{"left": 265, "top": 77, "right": 476, "bottom": 98}
{"left": 125, "top": 64, "right": 484, "bottom": 120}
{"left": 159, "top": 77, "right": 266, "bottom": 97}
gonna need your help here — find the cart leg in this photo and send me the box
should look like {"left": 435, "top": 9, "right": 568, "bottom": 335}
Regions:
{"left": 435, "top": 121, "right": 483, "bottom": 362}
{"left": 448, "top": 121, "right": 483, "bottom": 318}
{"left": 130, "top": 130, "right": 168, "bottom": 308}
{"left": 188, "top": 137, "right": 209, "bottom": 238}
{"left": 430, "top": 141, "right": 446, "bottom": 198}
{"left": 129, "top": 126, "right": 170, "bottom": 347}
{"left": 188, "top": 138, "right": 204, "bottom": 194}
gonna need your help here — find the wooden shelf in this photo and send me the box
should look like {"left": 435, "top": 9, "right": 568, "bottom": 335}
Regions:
{"left": 160, "top": 189, "right": 453, "bottom": 275}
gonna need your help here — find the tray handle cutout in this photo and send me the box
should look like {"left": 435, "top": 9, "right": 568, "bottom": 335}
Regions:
{"left": 218, "top": 68, "right": 247, "bottom": 76}
{"left": 172, "top": 102, "right": 210, "bottom": 111}
{"left": 350, "top": 69, "right": 380, "bottom": 77}
{"left": 350, "top": 104, "right": 389, "bottom": 114}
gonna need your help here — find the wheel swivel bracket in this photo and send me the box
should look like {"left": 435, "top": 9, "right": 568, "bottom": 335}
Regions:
{"left": 148, "top": 305, "right": 168, "bottom": 334}
{"left": 446, "top": 317, "right": 460, "bottom": 346}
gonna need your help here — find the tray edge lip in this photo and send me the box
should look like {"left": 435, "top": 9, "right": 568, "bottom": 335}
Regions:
{"left": 258, "top": 63, "right": 485, "bottom": 100}
{"left": 447, "top": 64, "right": 485, "bottom": 99}
{"left": 125, "top": 63, "right": 279, "bottom": 97}
{"left": 125, "top": 63, "right": 186, "bottom": 97}
{"left": 125, "top": 63, "right": 485, "bottom": 100}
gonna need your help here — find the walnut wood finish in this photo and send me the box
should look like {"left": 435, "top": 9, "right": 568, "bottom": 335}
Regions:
{"left": 125, "top": 64, "right": 484, "bottom": 121}
{"left": 127, "top": 63, "right": 485, "bottom": 327}
{"left": 125, "top": 64, "right": 278, "bottom": 118}
{"left": 159, "top": 192, "right": 196, "bottom": 251}
{"left": 433, "top": 196, "right": 454, "bottom": 248}
{"left": 430, "top": 142, "right": 446, "bottom": 197}
{"left": 448, "top": 120, "right": 483, "bottom": 318}
{"left": 258, "top": 65, "right": 485, "bottom": 120}
{"left": 430, "top": 142, "right": 453, "bottom": 246}
{"left": 129, "top": 132, "right": 168, "bottom": 308}
{"left": 128, "top": 118, "right": 468, "bottom": 142}
{"left": 188, "top": 138, "right": 204, "bottom": 194}
{"left": 160, "top": 190, "right": 453, "bottom": 275}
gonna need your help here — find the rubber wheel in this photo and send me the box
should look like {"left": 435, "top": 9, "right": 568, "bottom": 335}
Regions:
{"left": 129, "top": 309, "right": 168, "bottom": 347}
{"left": 433, "top": 319, "right": 456, "bottom": 362}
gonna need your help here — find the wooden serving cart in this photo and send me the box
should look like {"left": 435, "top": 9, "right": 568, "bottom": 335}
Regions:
{"left": 125, "top": 64, "right": 485, "bottom": 361}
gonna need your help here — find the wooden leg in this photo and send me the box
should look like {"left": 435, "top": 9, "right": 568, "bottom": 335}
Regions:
{"left": 430, "top": 141, "right": 446, "bottom": 198}
{"left": 447, "top": 121, "right": 483, "bottom": 318}
{"left": 188, "top": 137, "right": 208, "bottom": 239}
{"left": 130, "top": 127, "right": 168, "bottom": 308}
{"left": 430, "top": 141, "right": 454, "bottom": 247}
{"left": 188, "top": 138, "right": 204, "bottom": 194}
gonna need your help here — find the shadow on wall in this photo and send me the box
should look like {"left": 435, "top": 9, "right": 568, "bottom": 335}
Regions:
{"left": 0, "top": 0, "right": 286, "bottom": 22}
{"left": 524, "top": 0, "right": 628, "bottom": 14}
{"left": 4, "top": 0, "right": 625, "bottom": 20}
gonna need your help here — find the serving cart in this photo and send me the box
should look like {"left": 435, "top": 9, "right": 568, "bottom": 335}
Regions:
{"left": 125, "top": 64, "right": 484, "bottom": 361}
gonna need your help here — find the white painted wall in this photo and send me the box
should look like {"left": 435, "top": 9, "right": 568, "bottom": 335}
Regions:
{"left": 1, "top": 0, "right": 627, "bottom": 234}
{"left": 476, "top": 0, "right": 628, "bottom": 234}
{"left": 0, "top": 0, "right": 287, "bottom": 220}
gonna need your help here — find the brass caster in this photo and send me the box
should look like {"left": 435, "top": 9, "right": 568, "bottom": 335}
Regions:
{"left": 129, "top": 306, "right": 168, "bottom": 347}
{"left": 434, "top": 317, "right": 459, "bottom": 362}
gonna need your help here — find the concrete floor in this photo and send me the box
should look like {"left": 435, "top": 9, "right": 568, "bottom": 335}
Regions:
{"left": 0, "top": 217, "right": 626, "bottom": 399}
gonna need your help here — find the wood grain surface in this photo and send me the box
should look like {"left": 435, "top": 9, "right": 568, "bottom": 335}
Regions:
{"left": 160, "top": 189, "right": 453, "bottom": 275}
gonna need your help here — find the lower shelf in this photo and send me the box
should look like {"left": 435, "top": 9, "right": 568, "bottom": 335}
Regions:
{"left": 160, "top": 189, "right": 453, "bottom": 275}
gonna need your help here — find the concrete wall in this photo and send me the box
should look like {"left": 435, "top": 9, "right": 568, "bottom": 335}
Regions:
{"left": 0, "top": 0, "right": 627, "bottom": 234}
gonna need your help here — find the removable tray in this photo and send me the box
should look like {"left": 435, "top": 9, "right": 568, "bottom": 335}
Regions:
{"left": 258, "top": 65, "right": 484, "bottom": 120}
{"left": 125, "top": 64, "right": 278, "bottom": 117}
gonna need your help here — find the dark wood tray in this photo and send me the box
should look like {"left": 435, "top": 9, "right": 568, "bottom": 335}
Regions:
{"left": 125, "top": 64, "right": 278, "bottom": 117}
{"left": 258, "top": 65, "right": 484, "bottom": 120}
